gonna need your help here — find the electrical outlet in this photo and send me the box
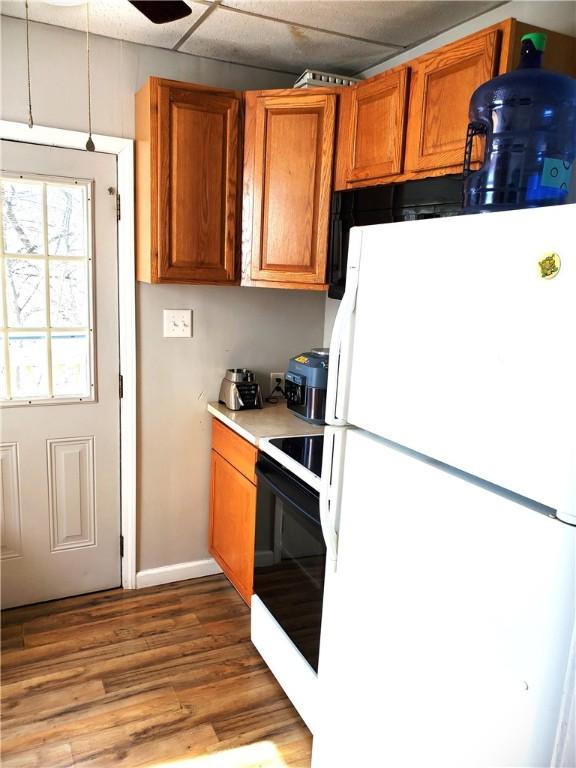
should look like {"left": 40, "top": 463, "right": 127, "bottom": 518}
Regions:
{"left": 269, "top": 372, "right": 285, "bottom": 395}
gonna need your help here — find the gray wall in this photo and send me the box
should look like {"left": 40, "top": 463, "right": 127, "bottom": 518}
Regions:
{"left": 0, "top": 15, "right": 294, "bottom": 135}
{"left": 323, "top": 298, "right": 340, "bottom": 348}
{"left": 1, "top": 16, "right": 325, "bottom": 572}
{"left": 138, "top": 285, "right": 324, "bottom": 569}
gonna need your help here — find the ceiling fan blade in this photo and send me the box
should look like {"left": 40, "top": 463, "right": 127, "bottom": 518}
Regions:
{"left": 128, "top": 1, "right": 192, "bottom": 24}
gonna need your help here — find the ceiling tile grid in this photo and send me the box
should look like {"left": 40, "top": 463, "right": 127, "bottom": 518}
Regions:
{"left": 213, "top": 0, "right": 500, "bottom": 48}
{"left": 179, "top": 6, "right": 399, "bottom": 74}
{"left": 0, "top": 0, "right": 504, "bottom": 76}
{"left": 0, "top": 0, "right": 204, "bottom": 47}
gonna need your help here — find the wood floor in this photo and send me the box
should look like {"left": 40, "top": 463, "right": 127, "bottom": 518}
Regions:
{"left": 0, "top": 575, "right": 312, "bottom": 768}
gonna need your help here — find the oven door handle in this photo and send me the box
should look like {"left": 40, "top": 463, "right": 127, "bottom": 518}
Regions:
{"left": 255, "top": 465, "right": 321, "bottom": 528}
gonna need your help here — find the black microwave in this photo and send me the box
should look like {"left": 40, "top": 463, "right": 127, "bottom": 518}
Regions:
{"left": 328, "top": 176, "right": 464, "bottom": 299}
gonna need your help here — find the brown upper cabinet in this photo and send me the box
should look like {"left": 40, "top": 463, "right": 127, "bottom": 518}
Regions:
{"left": 241, "top": 89, "right": 337, "bottom": 290}
{"left": 335, "top": 19, "right": 576, "bottom": 190}
{"left": 135, "top": 19, "right": 574, "bottom": 286}
{"left": 404, "top": 26, "right": 500, "bottom": 174}
{"left": 336, "top": 66, "right": 409, "bottom": 186}
{"left": 135, "top": 77, "right": 243, "bottom": 284}
{"left": 499, "top": 19, "right": 576, "bottom": 78}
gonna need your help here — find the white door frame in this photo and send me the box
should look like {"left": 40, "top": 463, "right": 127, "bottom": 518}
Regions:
{"left": 0, "top": 120, "right": 137, "bottom": 589}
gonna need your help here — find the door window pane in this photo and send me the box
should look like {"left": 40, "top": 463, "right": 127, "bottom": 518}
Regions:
{"left": 1, "top": 175, "right": 93, "bottom": 404}
{"left": 47, "top": 185, "right": 87, "bottom": 257}
{"left": 49, "top": 260, "right": 88, "bottom": 327}
{"left": 9, "top": 332, "right": 49, "bottom": 398}
{"left": 1, "top": 180, "right": 44, "bottom": 255}
{"left": 5, "top": 258, "right": 46, "bottom": 327}
{"left": 52, "top": 333, "right": 90, "bottom": 397}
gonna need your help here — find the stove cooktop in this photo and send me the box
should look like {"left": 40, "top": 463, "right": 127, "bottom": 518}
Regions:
{"left": 268, "top": 435, "right": 324, "bottom": 477}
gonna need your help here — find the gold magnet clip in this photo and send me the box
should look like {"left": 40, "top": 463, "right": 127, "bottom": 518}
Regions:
{"left": 538, "top": 253, "right": 561, "bottom": 279}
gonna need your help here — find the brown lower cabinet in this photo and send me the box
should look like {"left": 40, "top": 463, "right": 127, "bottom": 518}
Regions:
{"left": 209, "top": 419, "right": 257, "bottom": 605}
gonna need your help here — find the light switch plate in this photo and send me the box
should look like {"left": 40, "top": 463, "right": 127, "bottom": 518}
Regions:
{"left": 163, "top": 309, "right": 192, "bottom": 338}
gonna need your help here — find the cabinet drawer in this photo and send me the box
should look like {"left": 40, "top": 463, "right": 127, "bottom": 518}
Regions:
{"left": 212, "top": 419, "right": 257, "bottom": 483}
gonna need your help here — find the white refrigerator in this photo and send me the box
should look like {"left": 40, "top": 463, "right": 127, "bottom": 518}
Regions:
{"left": 314, "top": 205, "right": 576, "bottom": 768}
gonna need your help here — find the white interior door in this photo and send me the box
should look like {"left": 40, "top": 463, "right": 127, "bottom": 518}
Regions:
{"left": 0, "top": 140, "right": 121, "bottom": 608}
{"left": 314, "top": 427, "right": 575, "bottom": 768}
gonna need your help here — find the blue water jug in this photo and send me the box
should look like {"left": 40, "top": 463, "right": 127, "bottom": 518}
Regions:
{"left": 464, "top": 33, "right": 576, "bottom": 211}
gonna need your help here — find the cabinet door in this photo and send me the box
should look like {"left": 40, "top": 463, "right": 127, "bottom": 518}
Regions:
{"left": 156, "top": 82, "right": 241, "bottom": 283}
{"left": 404, "top": 28, "right": 500, "bottom": 173}
{"left": 244, "top": 91, "right": 336, "bottom": 288}
{"left": 209, "top": 450, "right": 256, "bottom": 604}
{"left": 347, "top": 67, "right": 409, "bottom": 184}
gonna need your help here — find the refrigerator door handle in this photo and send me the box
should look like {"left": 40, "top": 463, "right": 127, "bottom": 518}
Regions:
{"left": 320, "top": 427, "right": 347, "bottom": 572}
{"left": 325, "top": 228, "right": 362, "bottom": 426}
{"left": 320, "top": 429, "right": 338, "bottom": 571}
{"left": 558, "top": 449, "right": 576, "bottom": 526}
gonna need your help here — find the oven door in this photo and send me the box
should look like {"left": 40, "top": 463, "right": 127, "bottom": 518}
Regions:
{"left": 254, "top": 453, "right": 326, "bottom": 672}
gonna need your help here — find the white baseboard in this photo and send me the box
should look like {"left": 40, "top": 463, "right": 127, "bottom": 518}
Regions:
{"left": 135, "top": 558, "right": 222, "bottom": 589}
{"left": 254, "top": 549, "right": 275, "bottom": 567}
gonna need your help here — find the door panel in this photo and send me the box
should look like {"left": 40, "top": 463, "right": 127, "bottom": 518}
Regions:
{"left": 157, "top": 84, "right": 240, "bottom": 283}
{"left": 248, "top": 92, "right": 335, "bottom": 286}
{"left": 0, "top": 443, "right": 21, "bottom": 559}
{"left": 262, "top": 110, "right": 318, "bottom": 269}
{"left": 405, "top": 29, "right": 500, "bottom": 172}
{"left": 345, "top": 205, "right": 576, "bottom": 511}
{"left": 170, "top": 102, "right": 224, "bottom": 268}
{"left": 47, "top": 437, "right": 95, "bottom": 551}
{"left": 209, "top": 450, "right": 256, "bottom": 604}
{"left": 315, "top": 428, "right": 575, "bottom": 768}
{"left": 0, "top": 141, "right": 121, "bottom": 608}
{"left": 348, "top": 67, "right": 409, "bottom": 183}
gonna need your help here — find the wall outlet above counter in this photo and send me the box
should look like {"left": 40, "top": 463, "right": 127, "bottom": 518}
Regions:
{"left": 268, "top": 372, "right": 285, "bottom": 397}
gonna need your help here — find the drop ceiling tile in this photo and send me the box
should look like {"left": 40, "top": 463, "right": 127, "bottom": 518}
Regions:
{"left": 180, "top": 6, "right": 397, "bottom": 74}
{"left": 216, "top": 1, "right": 502, "bottom": 46}
{"left": 1, "top": 0, "right": 205, "bottom": 48}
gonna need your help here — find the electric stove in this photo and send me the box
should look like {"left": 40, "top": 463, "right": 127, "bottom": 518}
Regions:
{"left": 268, "top": 434, "right": 324, "bottom": 478}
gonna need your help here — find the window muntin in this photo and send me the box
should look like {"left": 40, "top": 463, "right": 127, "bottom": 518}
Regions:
{"left": 0, "top": 175, "right": 94, "bottom": 405}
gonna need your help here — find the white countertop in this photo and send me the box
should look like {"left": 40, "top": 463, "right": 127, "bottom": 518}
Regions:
{"left": 207, "top": 400, "right": 323, "bottom": 446}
